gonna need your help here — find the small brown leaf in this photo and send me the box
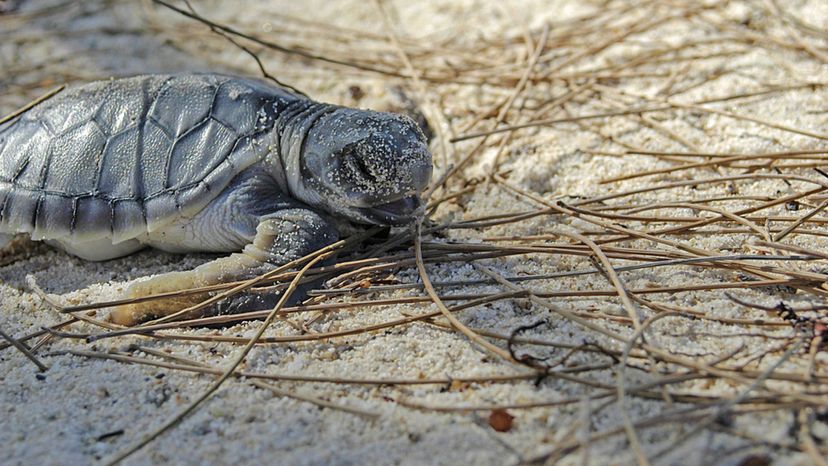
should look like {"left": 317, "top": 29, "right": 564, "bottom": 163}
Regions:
{"left": 488, "top": 409, "right": 514, "bottom": 432}
{"left": 737, "top": 454, "right": 770, "bottom": 466}
{"left": 348, "top": 85, "right": 365, "bottom": 101}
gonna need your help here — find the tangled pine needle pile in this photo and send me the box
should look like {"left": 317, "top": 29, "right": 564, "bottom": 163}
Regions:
{"left": 2, "top": 1, "right": 828, "bottom": 464}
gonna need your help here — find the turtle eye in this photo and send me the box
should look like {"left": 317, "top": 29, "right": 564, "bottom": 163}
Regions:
{"left": 337, "top": 141, "right": 357, "bottom": 159}
{"left": 340, "top": 141, "right": 376, "bottom": 184}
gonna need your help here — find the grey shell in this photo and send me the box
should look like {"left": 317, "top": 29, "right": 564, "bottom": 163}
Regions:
{"left": 0, "top": 74, "right": 299, "bottom": 244}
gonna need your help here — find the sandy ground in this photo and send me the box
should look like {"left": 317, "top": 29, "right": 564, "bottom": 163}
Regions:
{"left": 2, "top": 1, "right": 828, "bottom": 465}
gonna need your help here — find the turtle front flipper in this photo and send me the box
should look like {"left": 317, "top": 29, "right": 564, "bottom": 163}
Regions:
{"left": 109, "top": 209, "right": 338, "bottom": 326}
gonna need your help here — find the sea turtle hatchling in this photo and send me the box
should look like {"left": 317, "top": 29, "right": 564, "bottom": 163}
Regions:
{"left": 0, "top": 73, "right": 432, "bottom": 325}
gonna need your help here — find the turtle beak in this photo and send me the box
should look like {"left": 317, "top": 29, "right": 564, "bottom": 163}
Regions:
{"left": 364, "top": 194, "right": 423, "bottom": 225}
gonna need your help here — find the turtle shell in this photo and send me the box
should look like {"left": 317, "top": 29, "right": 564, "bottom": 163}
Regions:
{"left": 0, "top": 74, "right": 299, "bottom": 243}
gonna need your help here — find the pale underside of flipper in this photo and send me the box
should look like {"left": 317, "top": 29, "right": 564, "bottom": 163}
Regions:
{"left": 108, "top": 208, "right": 338, "bottom": 326}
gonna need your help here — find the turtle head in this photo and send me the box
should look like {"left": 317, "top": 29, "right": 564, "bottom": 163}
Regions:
{"left": 294, "top": 107, "right": 432, "bottom": 225}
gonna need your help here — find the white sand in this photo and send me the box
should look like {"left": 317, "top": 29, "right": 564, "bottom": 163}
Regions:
{"left": 2, "top": 1, "right": 828, "bottom": 465}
